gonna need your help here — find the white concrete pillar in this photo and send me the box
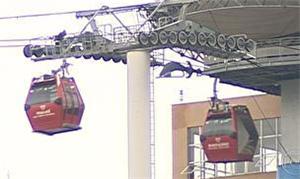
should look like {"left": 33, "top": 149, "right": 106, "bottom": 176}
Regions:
{"left": 127, "top": 50, "right": 151, "bottom": 179}
{"left": 281, "top": 79, "right": 300, "bottom": 163}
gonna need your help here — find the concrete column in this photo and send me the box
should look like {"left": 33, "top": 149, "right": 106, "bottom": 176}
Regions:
{"left": 127, "top": 50, "right": 151, "bottom": 179}
{"left": 281, "top": 79, "right": 300, "bottom": 163}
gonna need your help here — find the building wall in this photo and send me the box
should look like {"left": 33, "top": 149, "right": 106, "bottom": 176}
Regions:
{"left": 172, "top": 94, "right": 281, "bottom": 179}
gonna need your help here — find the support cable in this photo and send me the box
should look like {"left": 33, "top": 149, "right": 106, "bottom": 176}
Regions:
{"left": 111, "top": 12, "right": 135, "bottom": 37}
{"left": 0, "top": 45, "right": 26, "bottom": 48}
{"left": 0, "top": 37, "right": 48, "bottom": 42}
{"left": 59, "top": 5, "right": 105, "bottom": 58}
{"left": 0, "top": 2, "right": 159, "bottom": 20}
{"left": 97, "top": 0, "right": 167, "bottom": 53}
{"left": 169, "top": 48, "right": 206, "bottom": 66}
{"left": 135, "top": 0, "right": 166, "bottom": 33}
{"left": 251, "top": 96, "right": 295, "bottom": 163}
{"left": 0, "top": 11, "right": 77, "bottom": 20}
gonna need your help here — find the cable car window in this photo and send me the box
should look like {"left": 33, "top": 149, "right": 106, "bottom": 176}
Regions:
{"left": 63, "top": 81, "right": 79, "bottom": 114}
{"left": 69, "top": 85, "right": 79, "bottom": 109}
{"left": 64, "top": 91, "right": 73, "bottom": 109}
{"left": 27, "top": 83, "right": 57, "bottom": 105}
{"left": 202, "top": 116, "right": 233, "bottom": 137}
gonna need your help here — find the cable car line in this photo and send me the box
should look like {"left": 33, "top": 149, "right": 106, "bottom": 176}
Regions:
{"left": 0, "top": 31, "right": 82, "bottom": 45}
{"left": 0, "top": 38, "right": 46, "bottom": 42}
{"left": 243, "top": 58, "right": 279, "bottom": 83}
{"left": 0, "top": 37, "right": 51, "bottom": 48}
{"left": 0, "top": 2, "right": 161, "bottom": 21}
{"left": 169, "top": 48, "right": 206, "bottom": 65}
{"left": 0, "top": 10, "right": 78, "bottom": 20}
{"left": 0, "top": 45, "right": 25, "bottom": 48}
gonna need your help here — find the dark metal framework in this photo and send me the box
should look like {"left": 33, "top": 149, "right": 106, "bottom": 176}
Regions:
{"left": 22, "top": 0, "right": 255, "bottom": 72}
{"left": 21, "top": 0, "right": 300, "bottom": 95}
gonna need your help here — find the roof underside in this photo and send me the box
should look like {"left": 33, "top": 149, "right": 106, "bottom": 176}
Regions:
{"left": 180, "top": 0, "right": 300, "bottom": 95}
{"left": 206, "top": 63, "right": 300, "bottom": 95}
{"left": 186, "top": 7, "right": 300, "bottom": 40}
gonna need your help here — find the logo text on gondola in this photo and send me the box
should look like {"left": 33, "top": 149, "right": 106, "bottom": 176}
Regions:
{"left": 33, "top": 108, "right": 55, "bottom": 119}
{"left": 208, "top": 142, "right": 230, "bottom": 150}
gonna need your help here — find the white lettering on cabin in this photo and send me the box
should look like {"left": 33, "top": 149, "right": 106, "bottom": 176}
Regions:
{"left": 215, "top": 137, "right": 221, "bottom": 143}
{"left": 39, "top": 104, "right": 46, "bottom": 111}
{"left": 36, "top": 109, "right": 50, "bottom": 115}
{"left": 208, "top": 142, "right": 230, "bottom": 150}
{"left": 33, "top": 109, "right": 55, "bottom": 119}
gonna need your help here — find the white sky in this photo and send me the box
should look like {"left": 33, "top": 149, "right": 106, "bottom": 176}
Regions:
{"left": 0, "top": 1, "right": 261, "bottom": 179}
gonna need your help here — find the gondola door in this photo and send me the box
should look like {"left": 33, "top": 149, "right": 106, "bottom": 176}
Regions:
{"left": 25, "top": 76, "right": 65, "bottom": 134}
{"left": 60, "top": 77, "right": 84, "bottom": 130}
{"left": 234, "top": 106, "right": 259, "bottom": 160}
{"left": 200, "top": 108, "right": 238, "bottom": 163}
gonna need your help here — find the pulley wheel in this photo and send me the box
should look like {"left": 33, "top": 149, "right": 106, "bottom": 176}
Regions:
{"left": 138, "top": 32, "right": 149, "bottom": 46}
{"left": 197, "top": 32, "right": 207, "bottom": 46}
{"left": 121, "top": 58, "right": 127, "bottom": 64}
{"left": 245, "top": 39, "right": 256, "bottom": 52}
{"left": 149, "top": 31, "right": 159, "bottom": 45}
{"left": 83, "top": 54, "right": 92, "bottom": 59}
{"left": 227, "top": 36, "right": 236, "bottom": 50}
{"left": 74, "top": 55, "right": 82, "bottom": 59}
{"left": 178, "top": 31, "right": 188, "bottom": 45}
{"left": 168, "top": 31, "right": 178, "bottom": 45}
{"left": 159, "top": 31, "right": 168, "bottom": 45}
{"left": 32, "top": 47, "right": 44, "bottom": 57}
{"left": 73, "top": 46, "right": 82, "bottom": 58}
{"left": 23, "top": 44, "right": 33, "bottom": 58}
{"left": 112, "top": 56, "right": 122, "bottom": 63}
{"left": 188, "top": 32, "right": 197, "bottom": 45}
{"left": 102, "top": 55, "right": 111, "bottom": 61}
{"left": 236, "top": 37, "right": 246, "bottom": 51}
{"left": 92, "top": 54, "right": 101, "bottom": 60}
{"left": 207, "top": 34, "right": 217, "bottom": 47}
{"left": 217, "top": 34, "right": 226, "bottom": 49}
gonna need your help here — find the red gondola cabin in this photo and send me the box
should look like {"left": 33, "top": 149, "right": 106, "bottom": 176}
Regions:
{"left": 24, "top": 74, "right": 84, "bottom": 135}
{"left": 200, "top": 104, "right": 258, "bottom": 163}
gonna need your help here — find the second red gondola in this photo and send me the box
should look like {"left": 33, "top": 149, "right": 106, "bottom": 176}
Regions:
{"left": 200, "top": 103, "right": 258, "bottom": 163}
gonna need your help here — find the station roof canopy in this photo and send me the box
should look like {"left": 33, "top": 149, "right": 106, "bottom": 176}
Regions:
{"left": 177, "top": 0, "right": 300, "bottom": 95}
{"left": 184, "top": 0, "right": 300, "bottom": 39}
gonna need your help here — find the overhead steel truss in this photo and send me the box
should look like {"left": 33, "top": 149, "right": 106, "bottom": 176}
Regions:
{"left": 22, "top": 0, "right": 255, "bottom": 66}
{"left": 22, "top": 0, "right": 300, "bottom": 95}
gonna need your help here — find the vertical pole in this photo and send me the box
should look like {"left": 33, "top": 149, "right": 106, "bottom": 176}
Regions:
{"left": 275, "top": 117, "right": 279, "bottom": 166}
{"left": 127, "top": 50, "right": 151, "bottom": 179}
{"left": 259, "top": 120, "right": 263, "bottom": 172}
{"left": 281, "top": 79, "right": 300, "bottom": 163}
